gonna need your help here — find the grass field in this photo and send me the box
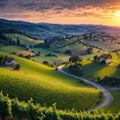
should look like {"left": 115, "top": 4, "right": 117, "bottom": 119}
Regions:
{"left": 103, "top": 90, "right": 120, "bottom": 113}
{"left": 6, "top": 34, "right": 43, "bottom": 46}
{"left": 77, "top": 54, "right": 120, "bottom": 80}
{"left": 0, "top": 52, "right": 100, "bottom": 111}
{"left": 0, "top": 45, "right": 25, "bottom": 53}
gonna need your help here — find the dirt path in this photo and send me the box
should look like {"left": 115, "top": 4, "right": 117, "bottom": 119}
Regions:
{"left": 58, "top": 65, "right": 114, "bottom": 110}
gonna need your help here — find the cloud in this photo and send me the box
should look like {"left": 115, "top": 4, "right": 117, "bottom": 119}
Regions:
{"left": 0, "top": 0, "right": 119, "bottom": 24}
{"left": 0, "top": 0, "right": 119, "bottom": 11}
{"left": 0, "top": 0, "right": 8, "bottom": 7}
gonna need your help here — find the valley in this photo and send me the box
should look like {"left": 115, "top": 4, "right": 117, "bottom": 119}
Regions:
{"left": 0, "top": 19, "right": 120, "bottom": 119}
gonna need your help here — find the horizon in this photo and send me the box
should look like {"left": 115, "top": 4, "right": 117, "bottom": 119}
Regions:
{"left": 0, "top": 0, "right": 120, "bottom": 26}
{"left": 1, "top": 18, "right": 120, "bottom": 27}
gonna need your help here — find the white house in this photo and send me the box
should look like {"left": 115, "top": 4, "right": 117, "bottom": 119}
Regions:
{"left": 5, "top": 58, "right": 16, "bottom": 66}
{"left": 99, "top": 54, "right": 112, "bottom": 65}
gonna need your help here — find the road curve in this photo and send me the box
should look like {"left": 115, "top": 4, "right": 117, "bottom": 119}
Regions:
{"left": 58, "top": 65, "right": 113, "bottom": 110}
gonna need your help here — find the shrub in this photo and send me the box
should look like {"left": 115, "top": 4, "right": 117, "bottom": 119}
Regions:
{"left": 65, "top": 50, "right": 72, "bottom": 55}
{"left": 0, "top": 56, "right": 3, "bottom": 62}
{"left": 87, "top": 48, "right": 93, "bottom": 54}
{"left": 14, "top": 64, "right": 21, "bottom": 70}
{"left": 43, "top": 61, "right": 50, "bottom": 66}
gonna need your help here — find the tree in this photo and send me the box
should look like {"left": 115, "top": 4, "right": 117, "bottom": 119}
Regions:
{"left": 14, "top": 64, "right": 21, "bottom": 70}
{"left": 43, "top": 61, "right": 50, "bottom": 66}
{"left": 65, "top": 50, "right": 72, "bottom": 55}
{"left": 9, "top": 38, "right": 12, "bottom": 45}
{"left": 87, "top": 48, "right": 93, "bottom": 54}
{"left": 69, "top": 63, "right": 83, "bottom": 76}
{"left": 69, "top": 56, "right": 82, "bottom": 63}
{"left": 93, "top": 55, "right": 99, "bottom": 62}
{"left": 17, "top": 37, "right": 20, "bottom": 46}
{"left": 3, "top": 56, "right": 8, "bottom": 63}
{"left": 0, "top": 56, "right": 3, "bottom": 62}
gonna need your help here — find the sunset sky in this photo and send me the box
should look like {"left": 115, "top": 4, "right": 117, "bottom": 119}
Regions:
{"left": 0, "top": 0, "right": 120, "bottom": 26}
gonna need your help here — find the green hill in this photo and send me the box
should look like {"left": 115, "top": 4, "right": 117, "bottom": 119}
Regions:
{"left": 0, "top": 52, "right": 100, "bottom": 111}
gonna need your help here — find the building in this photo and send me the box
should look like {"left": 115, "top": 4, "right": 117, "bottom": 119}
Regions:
{"left": 99, "top": 54, "right": 112, "bottom": 65}
{"left": 5, "top": 58, "right": 16, "bottom": 66}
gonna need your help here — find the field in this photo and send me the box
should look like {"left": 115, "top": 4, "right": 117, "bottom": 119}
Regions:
{"left": 81, "top": 59, "right": 120, "bottom": 80}
{"left": 6, "top": 34, "right": 43, "bottom": 47}
{"left": 85, "top": 40, "right": 120, "bottom": 51}
{"left": 103, "top": 90, "right": 120, "bottom": 113}
{"left": 0, "top": 45, "right": 25, "bottom": 53}
{"left": 1, "top": 33, "right": 105, "bottom": 65}
{"left": 0, "top": 52, "right": 100, "bottom": 111}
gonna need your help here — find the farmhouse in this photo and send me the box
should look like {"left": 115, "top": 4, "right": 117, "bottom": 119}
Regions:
{"left": 5, "top": 58, "right": 16, "bottom": 66}
{"left": 99, "top": 54, "right": 112, "bottom": 64}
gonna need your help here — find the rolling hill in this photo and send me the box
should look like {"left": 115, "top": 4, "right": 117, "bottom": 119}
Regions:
{"left": 0, "top": 20, "right": 120, "bottom": 114}
{"left": 0, "top": 52, "right": 100, "bottom": 111}
{"left": 0, "top": 19, "right": 120, "bottom": 39}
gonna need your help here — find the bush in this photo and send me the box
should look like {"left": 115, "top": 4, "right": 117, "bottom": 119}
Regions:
{"left": 14, "top": 64, "right": 21, "bottom": 70}
{"left": 65, "top": 50, "right": 72, "bottom": 55}
{"left": 69, "top": 63, "right": 83, "bottom": 76}
{"left": 0, "top": 56, "right": 3, "bottom": 62}
{"left": 87, "top": 48, "right": 93, "bottom": 54}
{"left": 43, "top": 61, "right": 50, "bottom": 66}
{"left": 69, "top": 56, "right": 82, "bottom": 63}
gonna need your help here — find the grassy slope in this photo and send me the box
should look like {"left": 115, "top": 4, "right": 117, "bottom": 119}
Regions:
{"left": 85, "top": 40, "right": 120, "bottom": 51}
{"left": 80, "top": 53, "right": 120, "bottom": 80}
{"left": 3, "top": 33, "right": 103, "bottom": 64}
{"left": 0, "top": 45, "right": 25, "bottom": 53}
{"left": 83, "top": 60, "right": 120, "bottom": 79}
{"left": 6, "top": 34, "right": 43, "bottom": 46}
{"left": 0, "top": 52, "right": 100, "bottom": 111}
{"left": 103, "top": 90, "right": 120, "bottom": 113}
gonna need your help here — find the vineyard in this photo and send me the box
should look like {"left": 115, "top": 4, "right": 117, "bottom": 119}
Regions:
{"left": 0, "top": 92, "right": 120, "bottom": 120}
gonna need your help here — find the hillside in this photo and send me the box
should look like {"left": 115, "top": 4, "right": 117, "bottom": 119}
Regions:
{"left": 1, "top": 19, "right": 120, "bottom": 39}
{"left": 0, "top": 52, "right": 100, "bottom": 111}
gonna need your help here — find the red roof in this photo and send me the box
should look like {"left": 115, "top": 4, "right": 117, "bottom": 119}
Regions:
{"left": 100, "top": 54, "right": 111, "bottom": 59}
{"left": 6, "top": 58, "right": 15, "bottom": 63}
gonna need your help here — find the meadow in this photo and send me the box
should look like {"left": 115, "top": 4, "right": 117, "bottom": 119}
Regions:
{"left": 103, "top": 90, "right": 120, "bottom": 113}
{"left": 6, "top": 34, "right": 43, "bottom": 46}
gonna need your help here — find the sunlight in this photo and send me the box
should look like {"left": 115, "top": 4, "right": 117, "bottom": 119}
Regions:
{"left": 115, "top": 10, "right": 120, "bottom": 17}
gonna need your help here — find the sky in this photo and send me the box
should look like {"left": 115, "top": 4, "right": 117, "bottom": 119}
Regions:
{"left": 0, "top": 0, "right": 120, "bottom": 26}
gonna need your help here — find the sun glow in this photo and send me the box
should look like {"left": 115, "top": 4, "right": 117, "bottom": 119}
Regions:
{"left": 116, "top": 10, "right": 120, "bottom": 17}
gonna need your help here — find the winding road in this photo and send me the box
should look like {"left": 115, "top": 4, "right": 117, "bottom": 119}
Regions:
{"left": 58, "top": 65, "right": 114, "bottom": 110}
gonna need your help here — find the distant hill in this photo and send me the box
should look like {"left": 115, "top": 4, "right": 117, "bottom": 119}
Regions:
{"left": 0, "top": 19, "right": 120, "bottom": 39}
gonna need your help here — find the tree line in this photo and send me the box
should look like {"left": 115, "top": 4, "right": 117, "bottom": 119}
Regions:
{"left": 0, "top": 33, "right": 26, "bottom": 47}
